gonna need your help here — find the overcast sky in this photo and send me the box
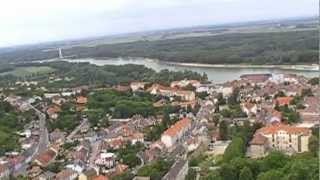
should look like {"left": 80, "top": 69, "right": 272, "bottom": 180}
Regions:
{"left": 0, "top": 0, "right": 317, "bottom": 47}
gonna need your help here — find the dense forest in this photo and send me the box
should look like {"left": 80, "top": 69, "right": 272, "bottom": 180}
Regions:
{"left": 0, "top": 30, "right": 317, "bottom": 65}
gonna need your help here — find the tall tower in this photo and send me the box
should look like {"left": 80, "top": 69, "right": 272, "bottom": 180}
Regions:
{"left": 58, "top": 48, "right": 63, "bottom": 59}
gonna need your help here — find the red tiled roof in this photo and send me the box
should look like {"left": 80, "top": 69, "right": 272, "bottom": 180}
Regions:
{"left": 163, "top": 118, "right": 191, "bottom": 137}
{"left": 257, "top": 123, "right": 310, "bottom": 135}
{"left": 93, "top": 175, "right": 109, "bottom": 180}
{"left": 276, "top": 96, "right": 293, "bottom": 106}
{"left": 35, "top": 149, "right": 57, "bottom": 167}
{"left": 47, "top": 106, "right": 61, "bottom": 115}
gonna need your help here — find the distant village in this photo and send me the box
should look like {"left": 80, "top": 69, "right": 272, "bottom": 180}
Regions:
{"left": 0, "top": 72, "right": 319, "bottom": 180}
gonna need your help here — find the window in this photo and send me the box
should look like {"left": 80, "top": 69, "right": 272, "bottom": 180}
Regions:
{"left": 289, "top": 134, "right": 292, "bottom": 143}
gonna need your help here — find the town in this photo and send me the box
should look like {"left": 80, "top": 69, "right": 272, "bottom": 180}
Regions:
{"left": 0, "top": 62, "right": 318, "bottom": 180}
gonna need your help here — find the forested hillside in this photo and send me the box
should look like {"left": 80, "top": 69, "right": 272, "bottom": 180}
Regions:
{"left": 0, "top": 30, "right": 317, "bottom": 65}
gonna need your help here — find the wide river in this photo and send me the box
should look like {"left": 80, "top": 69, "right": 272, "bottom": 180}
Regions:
{"left": 64, "top": 58, "right": 318, "bottom": 83}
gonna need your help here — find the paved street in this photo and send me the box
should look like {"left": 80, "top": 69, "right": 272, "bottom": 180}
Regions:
{"left": 13, "top": 103, "right": 49, "bottom": 176}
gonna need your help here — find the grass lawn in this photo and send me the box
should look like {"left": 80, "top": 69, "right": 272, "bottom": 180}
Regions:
{"left": 0, "top": 66, "right": 55, "bottom": 77}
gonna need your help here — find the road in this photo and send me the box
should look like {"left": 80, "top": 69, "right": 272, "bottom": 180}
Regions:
{"left": 66, "top": 119, "right": 88, "bottom": 141}
{"left": 132, "top": 152, "right": 145, "bottom": 174}
{"left": 89, "top": 140, "right": 101, "bottom": 167}
{"left": 30, "top": 104, "right": 50, "bottom": 154}
{"left": 13, "top": 103, "right": 49, "bottom": 176}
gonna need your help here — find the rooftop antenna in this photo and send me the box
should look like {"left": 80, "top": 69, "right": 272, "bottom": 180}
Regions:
{"left": 58, "top": 48, "right": 63, "bottom": 59}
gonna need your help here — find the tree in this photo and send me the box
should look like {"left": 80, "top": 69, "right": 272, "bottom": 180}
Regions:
{"left": 301, "top": 88, "right": 313, "bottom": 97}
{"left": 257, "top": 170, "right": 284, "bottom": 180}
{"left": 223, "top": 137, "right": 245, "bottom": 162}
{"left": 308, "top": 135, "right": 319, "bottom": 157}
{"left": 219, "top": 120, "right": 228, "bottom": 140}
{"left": 239, "top": 167, "right": 254, "bottom": 180}
{"left": 261, "top": 151, "right": 288, "bottom": 171}
{"left": 308, "top": 77, "right": 319, "bottom": 85}
{"left": 275, "top": 91, "right": 286, "bottom": 98}
{"left": 203, "top": 171, "right": 223, "bottom": 180}
{"left": 219, "top": 164, "right": 238, "bottom": 180}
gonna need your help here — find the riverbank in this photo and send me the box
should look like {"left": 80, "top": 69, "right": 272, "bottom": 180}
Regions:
{"left": 33, "top": 57, "right": 319, "bottom": 72}
{"left": 161, "top": 61, "right": 319, "bottom": 72}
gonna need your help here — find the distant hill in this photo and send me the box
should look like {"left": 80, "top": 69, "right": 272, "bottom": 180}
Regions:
{"left": 0, "top": 17, "right": 317, "bottom": 65}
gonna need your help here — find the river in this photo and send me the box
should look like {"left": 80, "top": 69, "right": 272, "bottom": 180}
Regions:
{"left": 63, "top": 57, "right": 318, "bottom": 83}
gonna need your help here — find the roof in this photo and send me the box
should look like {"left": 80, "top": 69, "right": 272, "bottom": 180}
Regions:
{"left": 47, "top": 106, "right": 61, "bottom": 115}
{"left": 162, "top": 118, "right": 191, "bottom": 137}
{"left": 276, "top": 96, "right": 294, "bottom": 106}
{"left": 93, "top": 175, "right": 109, "bottom": 180}
{"left": 250, "top": 133, "right": 268, "bottom": 145}
{"left": 243, "top": 102, "right": 256, "bottom": 110}
{"left": 257, "top": 123, "right": 310, "bottom": 135}
{"left": 56, "top": 169, "right": 77, "bottom": 179}
{"left": 240, "top": 74, "right": 271, "bottom": 82}
{"left": 76, "top": 96, "right": 87, "bottom": 104}
{"left": 272, "top": 110, "right": 282, "bottom": 118}
{"left": 35, "top": 149, "right": 57, "bottom": 167}
{"left": 147, "top": 84, "right": 174, "bottom": 92}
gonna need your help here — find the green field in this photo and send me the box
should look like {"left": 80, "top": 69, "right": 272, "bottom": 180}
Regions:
{"left": 0, "top": 66, "right": 55, "bottom": 77}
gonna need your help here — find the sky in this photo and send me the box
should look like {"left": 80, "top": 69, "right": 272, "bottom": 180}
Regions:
{"left": 0, "top": 0, "right": 317, "bottom": 47}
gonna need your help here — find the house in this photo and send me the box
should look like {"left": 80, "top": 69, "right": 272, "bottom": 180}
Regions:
{"left": 76, "top": 96, "right": 88, "bottom": 105}
{"left": 50, "top": 129, "right": 66, "bottom": 144}
{"left": 174, "top": 90, "right": 196, "bottom": 101}
{"left": 114, "top": 164, "right": 129, "bottom": 176}
{"left": 130, "top": 82, "right": 147, "bottom": 91}
{"left": 92, "top": 175, "right": 109, "bottom": 180}
{"left": 241, "top": 102, "right": 258, "bottom": 116}
{"left": 269, "top": 74, "right": 299, "bottom": 84}
{"left": 129, "top": 132, "right": 144, "bottom": 145}
{"left": 161, "top": 118, "right": 191, "bottom": 148}
{"left": 186, "top": 137, "right": 200, "bottom": 152}
{"left": 28, "top": 165, "right": 42, "bottom": 178}
{"left": 248, "top": 123, "right": 311, "bottom": 157}
{"left": 78, "top": 168, "right": 98, "bottom": 180}
{"left": 47, "top": 106, "right": 61, "bottom": 119}
{"left": 56, "top": 169, "right": 78, "bottom": 180}
{"left": 298, "top": 97, "right": 320, "bottom": 125}
{"left": 0, "top": 163, "right": 10, "bottom": 180}
{"left": 38, "top": 171, "right": 56, "bottom": 180}
{"left": 66, "top": 164, "right": 84, "bottom": 173}
{"left": 44, "top": 93, "right": 61, "bottom": 99}
{"left": 71, "top": 146, "right": 90, "bottom": 164}
{"left": 62, "top": 91, "right": 75, "bottom": 97}
{"left": 34, "top": 145, "right": 59, "bottom": 167}
{"left": 268, "top": 110, "right": 282, "bottom": 123}
{"left": 247, "top": 133, "right": 268, "bottom": 158}
{"left": 162, "top": 159, "right": 188, "bottom": 180}
{"left": 170, "top": 79, "right": 200, "bottom": 88}
{"left": 276, "top": 96, "right": 294, "bottom": 106}
{"left": 95, "top": 152, "right": 116, "bottom": 169}
{"left": 240, "top": 74, "right": 271, "bottom": 85}
{"left": 212, "top": 85, "right": 233, "bottom": 97}
{"left": 52, "top": 96, "right": 66, "bottom": 106}
{"left": 147, "top": 84, "right": 196, "bottom": 101}
{"left": 115, "top": 85, "right": 131, "bottom": 92}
